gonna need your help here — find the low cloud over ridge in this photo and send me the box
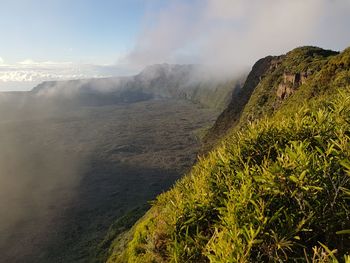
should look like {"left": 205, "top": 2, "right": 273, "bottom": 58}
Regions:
{"left": 122, "top": 0, "right": 350, "bottom": 75}
{"left": 2, "top": 0, "right": 349, "bottom": 90}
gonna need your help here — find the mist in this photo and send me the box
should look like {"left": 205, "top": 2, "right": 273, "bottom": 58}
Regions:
{"left": 0, "top": 67, "right": 228, "bottom": 262}
{"left": 0, "top": 1, "right": 348, "bottom": 261}
{"left": 122, "top": 0, "right": 350, "bottom": 77}
{"left": 0, "top": 98, "right": 89, "bottom": 260}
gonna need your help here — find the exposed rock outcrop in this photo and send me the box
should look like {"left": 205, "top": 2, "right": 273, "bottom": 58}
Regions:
{"left": 276, "top": 71, "right": 309, "bottom": 99}
{"left": 204, "top": 47, "right": 339, "bottom": 150}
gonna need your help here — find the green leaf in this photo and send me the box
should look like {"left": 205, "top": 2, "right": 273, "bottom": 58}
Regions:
{"left": 307, "top": 186, "right": 323, "bottom": 191}
{"left": 336, "top": 229, "right": 350, "bottom": 235}
{"left": 253, "top": 239, "right": 263, "bottom": 244}
{"left": 299, "top": 170, "right": 307, "bottom": 181}
{"left": 289, "top": 175, "right": 299, "bottom": 183}
{"left": 315, "top": 146, "right": 324, "bottom": 155}
{"left": 339, "top": 187, "right": 350, "bottom": 196}
{"left": 340, "top": 159, "right": 350, "bottom": 171}
{"left": 318, "top": 242, "right": 338, "bottom": 261}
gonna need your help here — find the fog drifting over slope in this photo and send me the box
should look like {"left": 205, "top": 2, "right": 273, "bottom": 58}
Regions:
{"left": 1, "top": 0, "right": 348, "bottom": 91}
{"left": 0, "top": 63, "right": 240, "bottom": 261}
{"left": 123, "top": 0, "right": 350, "bottom": 76}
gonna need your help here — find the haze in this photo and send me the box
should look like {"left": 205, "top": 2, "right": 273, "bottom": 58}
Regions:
{"left": 0, "top": 1, "right": 349, "bottom": 262}
{"left": 0, "top": 0, "right": 349, "bottom": 90}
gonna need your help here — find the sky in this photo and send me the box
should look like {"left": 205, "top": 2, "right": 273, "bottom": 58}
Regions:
{"left": 0, "top": 0, "right": 349, "bottom": 91}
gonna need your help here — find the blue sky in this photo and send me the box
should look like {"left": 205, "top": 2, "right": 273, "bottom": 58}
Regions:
{"left": 0, "top": 0, "right": 349, "bottom": 91}
{"left": 0, "top": 0, "right": 147, "bottom": 64}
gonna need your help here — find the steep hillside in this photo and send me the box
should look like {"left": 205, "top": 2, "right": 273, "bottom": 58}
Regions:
{"left": 204, "top": 47, "right": 338, "bottom": 148}
{"left": 107, "top": 46, "right": 350, "bottom": 262}
{"left": 203, "top": 56, "right": 277, "bottom": 144}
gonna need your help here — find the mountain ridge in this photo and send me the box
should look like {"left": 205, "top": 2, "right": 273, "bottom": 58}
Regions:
{"left": 105, "top": 46, "right": 350, "bottom": 262}
{"left": 203, "top": 46, "right": 339, "bottom": 150}
{"left": 29, "top": 63, "right": 244, "bottom": 112}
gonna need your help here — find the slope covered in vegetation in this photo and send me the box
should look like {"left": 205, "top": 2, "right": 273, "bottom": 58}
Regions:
{"left": 106, "top": 46, "right": 350, "bottom": 262}
{"left": 204, "top": 46, "right": 339, "bottom": 148}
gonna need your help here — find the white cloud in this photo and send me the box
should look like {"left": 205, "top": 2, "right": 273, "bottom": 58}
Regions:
{"left": 0, "top": 60, "right": 98, "bottom": 83}
{"left": 123, "top": 0, "right": 350, "bottom": 76}
{"left": 0, "top": 57, "right": 4, "bottom": 64}
{"left": 18, "top": 59, "right": 37, "bottom": 65}
{"left": 2, "top": 1, "right": 349, "bottom": 90}
{"left": 0, "top": 59, "right": 134, "bottom": 90}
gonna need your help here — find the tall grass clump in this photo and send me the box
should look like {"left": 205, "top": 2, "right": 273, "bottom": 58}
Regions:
{"left": 107, "top": 47, "right": 350, "bottom": 262}
{"left": 108, "top": 88, "right": 350, "bottom": 262}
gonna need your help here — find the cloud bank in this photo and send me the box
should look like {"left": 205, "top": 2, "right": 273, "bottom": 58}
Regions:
{"left": 2, "top": 0, "right": 349, "bottom": 90}
{"left": 123, "top": 0, "right": 350, "bottom": 75}
{"left": 0, "top": 59, "right": 134, "bottom": 91}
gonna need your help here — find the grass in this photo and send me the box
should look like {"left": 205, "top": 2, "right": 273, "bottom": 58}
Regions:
{"left": 112, "top": 88, "right": 350, "bottom": 262}
{"left": 108, "top": 46, "right": 350, "bottom": 262}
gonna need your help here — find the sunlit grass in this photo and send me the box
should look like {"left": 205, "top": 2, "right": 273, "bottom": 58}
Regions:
{"left": 107, "top": 47, "right": 350, "bottom": 262}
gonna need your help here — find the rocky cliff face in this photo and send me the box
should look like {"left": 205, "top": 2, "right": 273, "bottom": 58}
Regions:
{"left": 203, "top": 46, "right": 338, "bottom": 150}
{"left": 203, "top": 55, "right": 279, "bottom": 146}
{"left": 276, "top": 71, "right": 310, "bottom": 99}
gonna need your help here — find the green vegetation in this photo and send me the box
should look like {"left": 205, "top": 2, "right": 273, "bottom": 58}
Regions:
{"left": 107, "top": 47, "right": 350, "bottom": 262}
{"left": 240, "top": 46, "right": 339, "bottom": 125}
{"left": 94, "top": 204, "right": 150, "bottom": 263}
